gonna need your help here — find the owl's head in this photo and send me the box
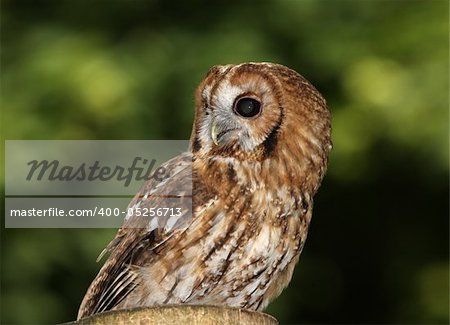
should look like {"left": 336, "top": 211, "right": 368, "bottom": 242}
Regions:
{"left": 190, "top": 62, "right": 331, "bottom": 173}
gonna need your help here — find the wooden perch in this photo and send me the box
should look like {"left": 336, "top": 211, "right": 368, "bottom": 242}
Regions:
{"left": 66, "top": 305, "right": 278, "bottom": 325}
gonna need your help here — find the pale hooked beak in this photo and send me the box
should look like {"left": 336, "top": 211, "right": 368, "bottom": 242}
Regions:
{"left": 210, "top": 119, "right": 237, "bottom": 146}
{"left": 211, "top": 120, "right": 219, "bottom": 146}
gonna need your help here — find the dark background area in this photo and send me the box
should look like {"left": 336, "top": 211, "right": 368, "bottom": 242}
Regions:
{"left": 1, "top": 0, "right": 448, "bottom": 324}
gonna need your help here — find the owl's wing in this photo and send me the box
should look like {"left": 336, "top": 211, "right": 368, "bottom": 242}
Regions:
{"left": 77, "top": 152, "right": 215, "bottom": 319}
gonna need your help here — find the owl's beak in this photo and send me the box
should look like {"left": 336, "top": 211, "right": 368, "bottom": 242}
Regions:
{"left": 211, "top": 121, "right": 219, "bottom": 146}
{"left": 211, "top": 119, "right": 236, "bottom": 146}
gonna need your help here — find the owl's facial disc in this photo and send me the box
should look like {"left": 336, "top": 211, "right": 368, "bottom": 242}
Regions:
{"left": 194, "top": 63, "right": 285, "bottom": 156}
{"left": 208, "top": 84, "right": 278, "bottom": 153}
{"left": 211, "top": 96, "right": 262, "bottom": 146}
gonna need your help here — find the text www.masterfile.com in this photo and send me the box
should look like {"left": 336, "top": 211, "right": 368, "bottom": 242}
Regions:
{"left": 8, "top": 207, "right": 183, "bottom": 218}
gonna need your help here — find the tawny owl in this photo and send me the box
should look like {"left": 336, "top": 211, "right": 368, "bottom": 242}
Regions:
{"left": 78, "top": 62, "right": 331, "bottom": 319}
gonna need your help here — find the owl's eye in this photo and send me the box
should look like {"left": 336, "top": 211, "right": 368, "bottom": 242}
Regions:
{"left": 233, "top": 97, "right": 261, "bottom": 118}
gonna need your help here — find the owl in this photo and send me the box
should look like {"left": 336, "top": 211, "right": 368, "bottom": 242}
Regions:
{"left": 77, "top": 62, "right": 331, "bottom": 320}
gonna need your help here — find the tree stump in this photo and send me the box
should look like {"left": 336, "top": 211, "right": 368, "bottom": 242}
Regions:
{"left": 66, "top": 305, "right": 278, "bottom": 325}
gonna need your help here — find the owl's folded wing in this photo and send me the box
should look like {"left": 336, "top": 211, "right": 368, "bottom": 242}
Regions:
{"left": 77, "top": 152, "right": 215, "bottom": 319}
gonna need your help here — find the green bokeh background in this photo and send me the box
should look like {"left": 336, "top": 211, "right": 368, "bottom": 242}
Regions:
{"left": 1, "top": 0, "right": 448, "bottom": 324}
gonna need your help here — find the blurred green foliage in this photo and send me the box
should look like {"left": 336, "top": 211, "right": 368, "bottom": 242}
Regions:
{"left": 1, "top": 0, "right": 448, "bottom": 324}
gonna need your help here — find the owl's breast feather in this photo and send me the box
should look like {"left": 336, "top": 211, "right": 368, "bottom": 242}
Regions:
{"left": 187, "top": 158, "right": 313, "bottom": 310}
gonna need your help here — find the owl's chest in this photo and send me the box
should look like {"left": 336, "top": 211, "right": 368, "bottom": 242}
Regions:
{"left": 189, "top": 186, "right": 309, "bottom": 305}
{"left": 180, "top": 160, "right": 312, "bottom": 307}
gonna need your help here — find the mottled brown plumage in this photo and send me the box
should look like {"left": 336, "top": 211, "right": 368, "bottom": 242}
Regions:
{"left": 78, "top": 62, "right": 331, "bottom": 320}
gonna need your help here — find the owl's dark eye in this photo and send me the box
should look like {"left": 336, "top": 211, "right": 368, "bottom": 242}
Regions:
{"left": 233, "top": 97, "right": 261, "bottom": 118}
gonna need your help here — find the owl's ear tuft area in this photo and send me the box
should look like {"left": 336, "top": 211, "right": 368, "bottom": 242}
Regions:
{"left": 205, "top": 64, "right": 233, "bottom": 79}
{"left": 203, "top": 65, "right": 222, "bottom": 80}
{"left": 207, "top": 65, "right": 222, "bottom": 74}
